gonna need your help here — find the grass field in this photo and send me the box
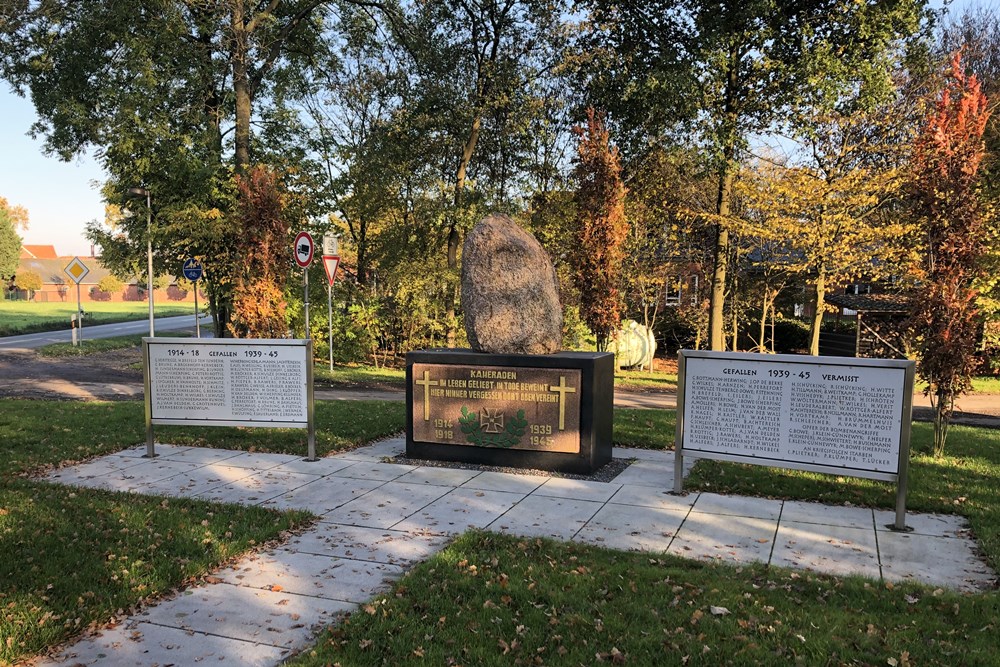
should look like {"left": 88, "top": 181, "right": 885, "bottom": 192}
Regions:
{"left": 0, "top": 301, "right": 196, "bottom": 336}
{"left": 4, "top": 399, "right": 999, "bottom": 663}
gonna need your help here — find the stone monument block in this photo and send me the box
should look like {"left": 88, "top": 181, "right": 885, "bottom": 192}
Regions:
{"left": 461, "top": 214, "right": 562, "bottom": 355}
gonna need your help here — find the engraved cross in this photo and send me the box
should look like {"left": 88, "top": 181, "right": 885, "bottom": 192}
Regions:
{"left": 414, "top": 369, "right": 439, "bottom": 421}
{"left": 548, "top": 375, "right": 576, "bottom": 431}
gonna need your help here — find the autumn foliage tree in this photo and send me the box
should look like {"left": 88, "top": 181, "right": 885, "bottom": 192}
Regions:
{"left": 910, "top": 51, "right": 992, "bottom": 457}
{"left": 572, "top": 109, "right": 628, "bottom": 352}
{"left": 228, "top": 167, "right": 294, "bottom": 339}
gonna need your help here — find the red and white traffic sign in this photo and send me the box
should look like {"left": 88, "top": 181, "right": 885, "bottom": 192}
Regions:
{"left": 322, "top": 255, "right": 340, "bottom": 286}
{"left": 293, "top": 231, "right": 314, "bottom": 268}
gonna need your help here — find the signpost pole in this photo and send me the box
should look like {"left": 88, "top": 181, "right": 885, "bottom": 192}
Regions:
{"left": 194, "top": 287, "right": 200, "bottom": 338}
{"left": 328, "top": 283, "right": 333, "bottom": 371}
{"left": 76, "top": 283, "right": 83, "bottom": 343}
{"left": 304, "top": 267, "right": 310, "bottom": 339}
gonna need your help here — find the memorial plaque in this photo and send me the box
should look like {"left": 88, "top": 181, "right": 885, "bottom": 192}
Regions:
{"left": 411, "top": 363, "right": 582, "bottom": 453}
{"left": 406, "top": 350, "right": 614, "bottom": 474}
{"left": 145, "top": 338, "right": 310, "bottom": 427}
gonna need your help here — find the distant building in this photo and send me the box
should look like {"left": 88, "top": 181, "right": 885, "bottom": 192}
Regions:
{"left": 9, "top": 244, "right": 196, "bottom": 304}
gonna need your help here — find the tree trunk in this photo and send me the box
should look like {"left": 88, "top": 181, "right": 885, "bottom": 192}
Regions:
{"left": 446, "top": 113, "right": 482, "bottom": 347}
{"left": 709, "top": 167, "right": 734, "bottom": 351}
{"left": 231, "top": 0, "right": 251, "bottom": 175}
{"left": 758, "top": 292, "right": 768, "bottom": 352}
{"left": 809, "top": 269, "right": 826, "bottom": 355}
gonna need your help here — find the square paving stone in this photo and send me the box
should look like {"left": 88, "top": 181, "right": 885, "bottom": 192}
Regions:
{"left": 878, "top": 531, "right": 996, "bottom": 592}
{"left": 262, "top": 477, "right": 386, "bottom": 514}
{"left": 289, "top": 523, "right": 450, "bottom": 565}
{"left": 690, "top": 492, "right": 783, "bottom": 520}
{"left": 460, "top": 470, "right": 549, "bottom": 494}
{"left": 607, "top": 485, "right": 696, "bottom": 511}
{"left": 45, "top": 457, "right": 147, "bottom": 486}
{"left": 771, "top": 521, "right": 880, "bottom": 580}
{"left": 781, "top": 500, "right": 875, "bottom": 529}
{"left": 39, "top": 620, "right": 288, "bottom": 666}
{"left": 67, "top": 459, "right": 203, "bottom": 493}
{"left": 336, "top": 438, "right": 406, "bottom": 461}
{"left": 217, "top": 550, "right": 406, "bottom": 603}
{"left": 668, "top": 511, "right": 779, "bottom": 565}
{"left": 615, "top": 447, "right": 675, "bottom": 462}
{"left": 488, "top": 495, "right": 603, "bottom": 540}
{"left": 574, "top": 503, "right": 687, "bottom": 552}
{"left": 393, "top": 487, "right": 526, "bottom": 535}
{"left": 140, "top": 581, "right": 353, "bottom": 648}
{"left": 328, "top": 461, "right": 416, "bottom": 482}
{"left": 323, "top": 481, "right": 451, "bottom": 528}
{"left": 874, "top": 510, "right": 971, "bottom": 538}
{"left": 532, "top": 477, "right": 621, "bottom": 503}
{"left": 117, "top": 443, "right": 191, "bottom": 458}
{"left": 195, "top": 470, "right": 320, "bottom": 505}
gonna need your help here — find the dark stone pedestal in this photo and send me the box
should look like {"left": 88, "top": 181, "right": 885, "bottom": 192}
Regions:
{"left": 406, "top": 350, "right": 614, "bottom": 474}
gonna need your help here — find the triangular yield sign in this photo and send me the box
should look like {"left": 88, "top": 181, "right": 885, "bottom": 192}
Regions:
{"left": 322, "top": 255, "right": 340, "bottom": 286}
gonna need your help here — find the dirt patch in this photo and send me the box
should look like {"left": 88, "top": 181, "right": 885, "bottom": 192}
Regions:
{"left": 0, "top": 348, "right": 145, "bottom": 400}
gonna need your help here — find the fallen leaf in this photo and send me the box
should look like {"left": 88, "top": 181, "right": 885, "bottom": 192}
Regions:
{"left": 709, "top": 606, "right": 730, "bottom": 616}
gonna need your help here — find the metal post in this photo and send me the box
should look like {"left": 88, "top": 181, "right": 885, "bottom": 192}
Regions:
{"left": 146, "top": 190, "right": 154, "bottom": 338}
{"left": 672, "top": 351, "right": 687, "bottom": 494}
{"left": 142, "top": 339, "right": 157, "bottom": 458}
{"left": 194, "top": 286, "right": 200, "bottom": 338}
{"left": 328, "top": 282, "right": 333, "bottom": 371}
{"left": 306, "top": 339, "right": 317, "bottom": 461}
{"left": 76, "top": 283, "right": 83, "bottom": 343}
{"left": 304, "top": 267, "right": 310, "bottom": 340}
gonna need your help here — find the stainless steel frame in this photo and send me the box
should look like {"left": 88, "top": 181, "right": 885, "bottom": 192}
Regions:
{"left": 672, "top": 350, "right": 916, "bottom": 531}
{"left": 142, "top": 337, "right": 317, "bottom": 461}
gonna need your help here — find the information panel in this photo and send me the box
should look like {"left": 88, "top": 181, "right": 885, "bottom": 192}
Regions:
{"left": 411, "top": 363, "right": 582, "bottom": 453}
{"left": 145, "top": 338, "right": 310, "bottom": 427}
{"left": 677, "top": 351, "right": 915, "bottom": 481}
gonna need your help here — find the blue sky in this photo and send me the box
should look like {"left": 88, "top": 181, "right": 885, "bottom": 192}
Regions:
{"left": 0, "top": 0, "right": 990, "bottom": 258}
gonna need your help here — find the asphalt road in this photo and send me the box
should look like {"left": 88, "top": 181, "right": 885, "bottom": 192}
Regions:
{"left": 0, "top": 314, "right": 212, "bottom": 350}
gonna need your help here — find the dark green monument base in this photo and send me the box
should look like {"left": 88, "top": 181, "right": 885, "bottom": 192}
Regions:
{"left": 406, "top": 350, "right": 614, "bottom": 475}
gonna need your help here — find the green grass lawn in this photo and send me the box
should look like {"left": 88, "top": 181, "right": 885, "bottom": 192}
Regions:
{"left": 4, "top": 398, "right": 999, "bottom": 664}
{"left": 290, "top": 531, "right": 999, "bottom": 667}
{"left": 0, "top": 398, "right": 403, "bottom": 664}
{"left": 0, "top": 301, "right": 196, "bottom": 336}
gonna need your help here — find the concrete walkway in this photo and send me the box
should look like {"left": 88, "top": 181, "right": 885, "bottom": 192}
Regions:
{"left": 39, "top": 438, "right": 996, "bottom": 666}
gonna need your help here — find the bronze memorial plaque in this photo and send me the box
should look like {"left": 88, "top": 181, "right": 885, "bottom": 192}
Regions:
{"left": 411, "top": 363, "right": 583, "bottom": 453}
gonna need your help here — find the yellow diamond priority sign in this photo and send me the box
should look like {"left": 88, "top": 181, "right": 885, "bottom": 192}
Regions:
{"left": 64, "top": 257, "right": 90, "bottom": 284}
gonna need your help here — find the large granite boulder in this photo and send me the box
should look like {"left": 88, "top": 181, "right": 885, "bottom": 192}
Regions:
{"left": 462, "top": 214, "right": 562, "bottom": 355}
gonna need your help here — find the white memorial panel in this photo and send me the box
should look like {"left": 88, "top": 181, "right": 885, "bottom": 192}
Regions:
{"left": 145, "top": 338, "right": 309, "bottom": 427}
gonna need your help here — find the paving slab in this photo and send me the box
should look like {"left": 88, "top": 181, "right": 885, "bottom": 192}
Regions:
{"left": 772, "top": 521, "right": 880, "bottom": 580}
{"left": 691, "top": 492, "right": 783, "bottom": 520}
{"left": 46, "top": 457, "right": 148, "bottom": 486}
{"left": 139, "top": 462, "right": 261, "bottom": 499}
{"left": 261, "top": 477, "right": 386, "bottom": 514}
{"left": 140, "top": 581, "right": 353, "bottom": 648}
{"left": 269, "top": 456, "right": 358, "bottom": 476}
{"left": 532, "top": 477, "right": 621, "bottom": 503}
{"left": 216, "top": 451, "right": 302, "bottom": 470}
{"left": 608, "top": 485, "right": 697, "bottom": 511}
{"left": 328, "top": 460, "right": 416, "bottom": 482}
{"left": 154, "top": 447, "right": 246, "bottom": 465}
{"left": 874, "top": 510, "right": 971, "bottom": 538}
{"left": 780, "top": 500, "right": 875, "bottom": 529}
{"left": 217, "top": 550, "right": 405, "bottom": 603}
{"left": 322, "top": 481, "right": 451, "bottom": 529}
{"left": 608, "top": 459, "right": 673, "bottom": 487}
{"left": 668, "top": 511, "right": 778, "bottom": 564}
{"left": 195, "top": 469, "right": 320, "bottom": 505}
{"left": 393, "top": 487, "right": 525, "bottom": 535}
{"left": 488, "top": 494, "right": 603, "bottom": 540}
{"left": 288, "top": 523, "right": 450, "bottom": 565}
{"left": 460, "top": 470, "right": 549, "bottom": 494}
{"left": 336, "top": 437, "right": 406, "bottom": 461}
{"left": 878, "top": 531, "right": 996, "bottom": 592}
{"left": 395, "top": 466, "right": 482, "bottom": 487}
{"left": 574, "top": 502, "right": 687, "bottom": 552}
{"left": 39, "top": 620, "right": 289, "bottom": 666}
